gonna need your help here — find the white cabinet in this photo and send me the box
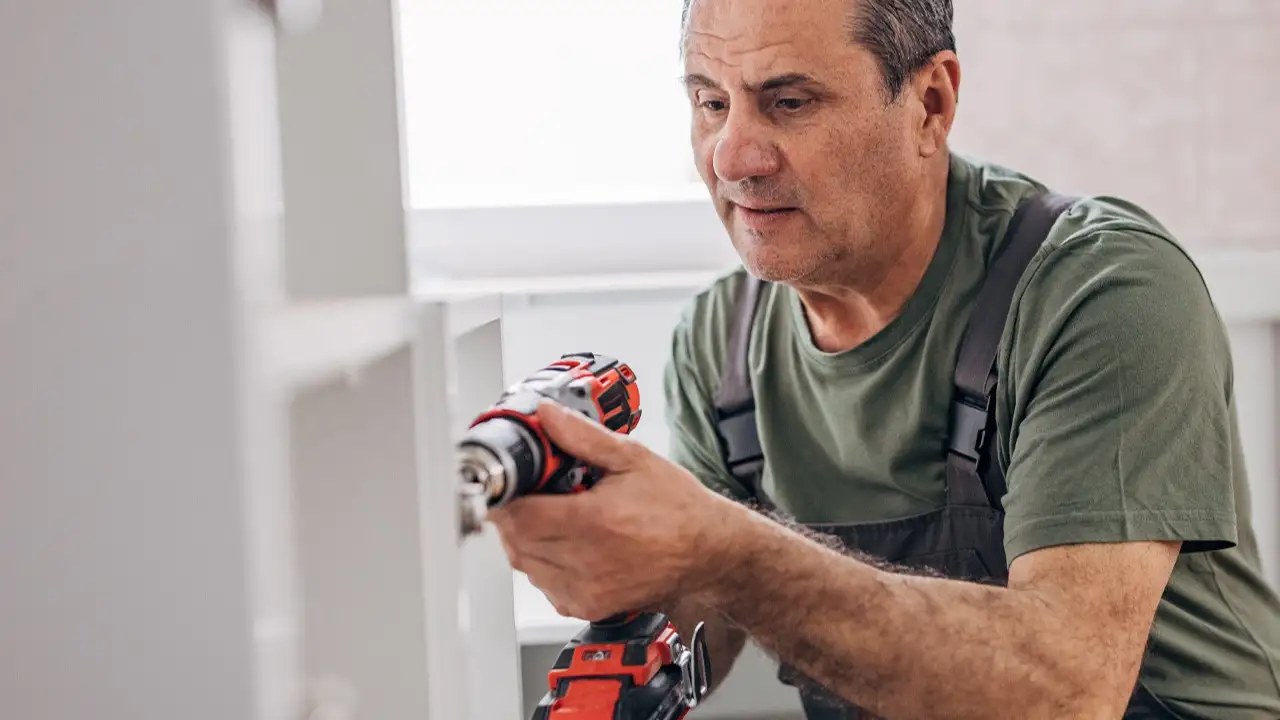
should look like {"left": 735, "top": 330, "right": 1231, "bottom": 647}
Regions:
{"left": 0, "top": 1, "right": 522, "bottom": 719}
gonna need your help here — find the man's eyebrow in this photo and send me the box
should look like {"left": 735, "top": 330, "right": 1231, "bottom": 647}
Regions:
{"left": 680, "top": 72, "right": 820, "bottom": 93}
{"left": 681, "top": 73, "right": 720, "bottom": 90}
{"left": 758, "top": 73, "right": 817, "bottom": 92}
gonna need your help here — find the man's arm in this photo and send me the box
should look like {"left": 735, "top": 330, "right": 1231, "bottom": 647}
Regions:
{"left": 695, "top": 502, "right": 1180, "bottom": 719}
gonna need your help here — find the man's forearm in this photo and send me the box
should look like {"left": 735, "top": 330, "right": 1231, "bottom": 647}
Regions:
{"left": 664, "top": 598, "right": 746, "bottom": 697}
{"left": 694, "top": 504, "right": 1145, "bottom": 719}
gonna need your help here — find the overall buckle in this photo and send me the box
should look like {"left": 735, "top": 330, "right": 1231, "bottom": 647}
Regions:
{"left": 714, "top": 403, "right": 764, "bottom": 475}
{"left": 948, "top": 394, "right": 993, "bottom": 464}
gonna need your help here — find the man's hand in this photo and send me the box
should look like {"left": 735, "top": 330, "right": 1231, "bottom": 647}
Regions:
{"left": 486, "top": 399, "right": 736, "bottom": 621}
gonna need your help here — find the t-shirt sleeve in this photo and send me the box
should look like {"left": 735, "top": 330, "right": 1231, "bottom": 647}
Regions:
{"left": 662, "top": 304, "right": 753, "bottom": 501}
{"left": 998, "top": 228, "right": 1239, "bottom": 564}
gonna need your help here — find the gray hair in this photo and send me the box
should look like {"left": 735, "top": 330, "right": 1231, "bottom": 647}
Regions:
{"left": 681, "top": 0, "right": 955, "bottom": 100}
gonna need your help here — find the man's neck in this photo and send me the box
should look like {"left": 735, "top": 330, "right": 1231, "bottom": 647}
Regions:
{"left": 794, "top": 166, "right": 951, "bottom": 354}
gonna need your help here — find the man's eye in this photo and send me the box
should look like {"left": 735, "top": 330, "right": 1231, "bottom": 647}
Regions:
{"left": 700, "top": 99, "right": 727, "bottom": 112}
{"left": 776, "top": 97, "right": 810, "bottom": 111}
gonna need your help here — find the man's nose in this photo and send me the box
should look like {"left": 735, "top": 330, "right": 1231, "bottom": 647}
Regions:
{"left": 712, "top": 114, "right": 780, "bottom": 184}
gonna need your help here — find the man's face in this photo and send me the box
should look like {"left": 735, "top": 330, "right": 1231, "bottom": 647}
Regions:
{"left": 683, "top": 0, "right": 927, "bottom": 284}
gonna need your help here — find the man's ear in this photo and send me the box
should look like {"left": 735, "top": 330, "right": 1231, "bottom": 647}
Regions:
{"left": 912, "top": 51, "right": 960, "bottom": 158}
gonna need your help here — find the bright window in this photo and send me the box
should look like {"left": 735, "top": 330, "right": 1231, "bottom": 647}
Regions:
{"left": 399, "top": 0, "right": 702, "bottom": 210}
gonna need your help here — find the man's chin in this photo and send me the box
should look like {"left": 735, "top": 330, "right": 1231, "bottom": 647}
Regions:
{"left": 740, "top": 251, "right": 823, "bottom": 285}
{"left": 732, "top": 238, "right": 841, "bottom": 285}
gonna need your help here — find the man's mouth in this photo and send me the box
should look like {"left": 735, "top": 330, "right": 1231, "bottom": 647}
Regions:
{"left": 735, "top": 203, "right": 797, "bottom": 214}
{"left": 733, "top": 203, "right": 800, "bottom": 229}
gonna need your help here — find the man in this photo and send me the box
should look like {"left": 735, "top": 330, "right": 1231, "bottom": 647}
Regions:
{"left": 490, "top": 0, "right": 1280, "bottom": 717}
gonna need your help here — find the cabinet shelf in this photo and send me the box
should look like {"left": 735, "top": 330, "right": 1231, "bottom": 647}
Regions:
{"left": 418, "top": 290, "right": 503, "bottom": 338}
{"left": 268, "top": 294, "right": 503, "bottom": 393}
{"left": 269, "top": 297, "right": 415, "bottom": 392}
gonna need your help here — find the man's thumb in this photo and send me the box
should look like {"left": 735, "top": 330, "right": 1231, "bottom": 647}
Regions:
{"left": 535, "top": 399, "right": 641, "bottom": 474}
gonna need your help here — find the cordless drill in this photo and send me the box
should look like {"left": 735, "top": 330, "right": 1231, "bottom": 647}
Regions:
{"left": 456, "top": 352, "right": 712, "bottom": 720}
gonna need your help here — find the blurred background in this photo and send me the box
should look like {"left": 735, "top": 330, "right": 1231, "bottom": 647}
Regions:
{"left": 2, "top": 1, "right": 1277, "bottom": 719}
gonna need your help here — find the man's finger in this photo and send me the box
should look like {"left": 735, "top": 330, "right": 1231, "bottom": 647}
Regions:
{"left": 488, "top": 492, "right": 581, "bottom": 542}
{"left": 535, "top": 399, "right": 643, "bottom": 473}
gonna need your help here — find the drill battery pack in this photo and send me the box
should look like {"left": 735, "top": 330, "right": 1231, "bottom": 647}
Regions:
{"left": 532, "top": 612, "right": 710, "bottom": 720}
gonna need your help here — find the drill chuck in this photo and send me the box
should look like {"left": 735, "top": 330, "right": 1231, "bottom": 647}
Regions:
{"left": 456, "top": 444, "right": 502, "bottom": 535}
{"left": 460, "top": 416, "right": 541, "bottom": 502}
{"left": 457, "top": 416, "right": 542, "bottom": 533}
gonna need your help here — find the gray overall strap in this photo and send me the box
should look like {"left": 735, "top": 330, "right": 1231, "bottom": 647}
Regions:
{"left": 712, "top": 273, "right": 770, "bottom": 500}
{"left": 946, "top": 191, "right": 1080, "bottom": 508}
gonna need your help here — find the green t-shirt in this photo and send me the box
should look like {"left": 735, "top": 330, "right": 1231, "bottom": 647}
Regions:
{"left": 662, "top": 152, "right": 1280, "bottom": 718}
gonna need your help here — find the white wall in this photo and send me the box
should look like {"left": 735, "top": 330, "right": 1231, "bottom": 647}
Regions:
{"left": 1230, "top": 324, "right": 1280, "bottom": 587}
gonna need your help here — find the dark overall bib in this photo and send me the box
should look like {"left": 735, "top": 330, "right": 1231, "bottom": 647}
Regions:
{"left": 711, "top": 193, "right": 1179, "bottom": 719}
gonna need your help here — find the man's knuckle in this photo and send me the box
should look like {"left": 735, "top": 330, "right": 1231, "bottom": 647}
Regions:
{"left": 620, "top": 436, "right": 648, "bottom": 461}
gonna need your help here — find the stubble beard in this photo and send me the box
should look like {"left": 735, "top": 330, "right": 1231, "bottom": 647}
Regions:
{"left": 736, "top": 227, "right": 850, "bottom": 286}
